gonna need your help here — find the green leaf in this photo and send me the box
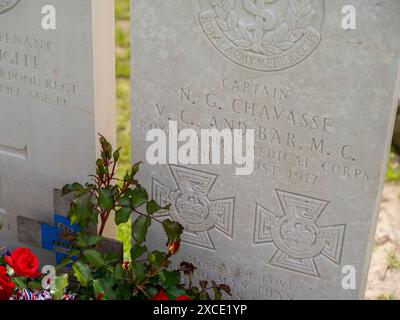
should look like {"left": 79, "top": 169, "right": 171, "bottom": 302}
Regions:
{"left": 68, "top": 249, "right": 81, "bottom": 258}
{"left": 200, "top": 281, "right": 208, "bottom": 290}
{"left": 62, "top": 183, "right": 83, "bottom": 195}
{"left": 162, "top": 219, "right": 184, "bottom": 242}
{"left": 103, "top": 252, "right": 120, "bottom": 265}
{"left": 146, "top": 200, "right": 161, "bottom": 215}
{"left": 190, "top": 287, "right": 199, "bottom": 299}
{"left": 131, "top": 186, "right": 148, "bottom": 208}
{"left": 75, "top": 232, "right": 90, "bottom": 249}
{"left": 158, "top": 270, "right": 181, "bottom": 288}
{"left": 166, "top": 287, "right": 188, "bottom": 299}
{"left": 98, "top": 188, "right": 114, "bottom": 211}
{"left": 132, "top": 215, "right": 151, "bottom": 244}
{"left": 131, "top": 263, "right": 147, "bottom": 285}
{"left": 72, "top": 261, "right": 92, "bottom": 287}
{"left": 70, "top": 193, "right": 94, "bottom": 228}
{"left": 148, "top": 251, "right": 167, "bottom": 268}
{"left": 212, "top": 282, "right": 222, "bottom": 300}
{"left": 146, "top": 286, "right": 159, "bottom": 298}
{"left": 117, "top": 195, "right": 132, "bottom": 208}
{"left": 115, "top": 207, "right": 132, "bottom": 225}
{"left": 28, "top": 281, "right": 43, "bottom": 291}
{"left": 199, "top": 290, "right": 211, "bottom": 300}
{"left": 93, "top": 277, "right": 116, "bottom": 300}
{"left": 114, "top": 264, "right": 127, "bottom": 281}
{"left": 116, "top": 283, "right": 133, "bottom": 300}
{"left": 56, "top": 257, "right": 74, "bottom": 271}
{"left": 131, "top": 244, "right": 147, "bottom": 260}
{"left": 88, "top": 235, "right": 102, "bottom": 247}
{"left": 93, "top": 279, "right": 105, "bottom": 300}
{"left": 12, "top": 277, "right": 28, "bottom": 289}
{"left": 51, "top": 274, "right": 69, "bottom": 300}
{"left": 89, "top": 211, "right": 99, "bottom": 225}
{"left": 83, "top": 249, "right": 105, "bottom": 268}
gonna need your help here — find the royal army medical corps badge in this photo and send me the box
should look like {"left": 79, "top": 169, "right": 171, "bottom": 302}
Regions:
{"left": 199, "top": 0, "right": 324, "bottom": 71}
{"left": 0, "top": 0, "right": 19, "bottom": 14}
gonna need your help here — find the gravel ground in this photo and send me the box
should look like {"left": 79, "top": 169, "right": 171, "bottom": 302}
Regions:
{"left": 366, "top": 183, "right": 400, "bottom": 300}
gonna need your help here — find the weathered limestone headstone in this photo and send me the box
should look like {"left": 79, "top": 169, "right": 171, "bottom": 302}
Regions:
{"left": 0, "top": 0, "right": 116, "bottom": 264}
{"left": 131, "top": 0, "right": 400, "bottom": 299}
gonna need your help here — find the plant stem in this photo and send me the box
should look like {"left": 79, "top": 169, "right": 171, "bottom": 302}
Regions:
{"left": 136, "top": 285, "right": 151, "bottom": 299}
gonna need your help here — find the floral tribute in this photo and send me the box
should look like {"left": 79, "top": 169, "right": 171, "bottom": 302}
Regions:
{"left": 0, "top": 136, "right": 231, "bottom": 300}
{"left": 0, "top": 247, "right": 74, "bottom": 300}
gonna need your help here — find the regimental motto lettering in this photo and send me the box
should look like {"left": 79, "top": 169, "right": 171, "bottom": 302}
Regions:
{"left": 254, "top": 190, "right": 345, "bottom": 278}
{"left": 152, "top": 165, "right": 235, "bottom": 250}
{"left": 0, "top": 0, "right": 19, "bottom": 14}
{"left": 199, "top": 0, "right": 324, "bottom": 72}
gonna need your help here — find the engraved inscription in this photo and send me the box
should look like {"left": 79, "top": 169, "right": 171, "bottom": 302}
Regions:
{"left": 199, "top": 0, "right": 324, "bottom": 71}
{"left": 140, "top": 83, "right": 372, "bottom": 188}
{"left": 0, "top": 0, "right": 19, "bottom": 14}
{"left": 254, "top": 189, "right": 345, "bottom": 278}
{"left": 152, "top": 165, "right": 235, "bottom": 250}
{"left": 174, "top": 255, "right": 296, "bottom": 299}
{"left": 0, "top": 31, "right": 81, "bottom": 108}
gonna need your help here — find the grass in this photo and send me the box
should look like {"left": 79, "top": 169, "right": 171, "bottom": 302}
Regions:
{"left": 377, "top": 292, "right": 398, "bottom": 300}
{"left": 387, "top": 251, "right": 400, "bottom": 271}
{"left": 382, "top": 251, "right": 400, "bottom": 281}
{"left": 115, "top": 0, "right": 131, "bottom": 259}
{"left": 115, "top": 0, "right": 131, "bottom": 21}
{"left": 386, "top": 151, "right": 400, "bottom": 182}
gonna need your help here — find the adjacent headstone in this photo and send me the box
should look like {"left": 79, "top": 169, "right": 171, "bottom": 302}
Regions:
{"left": 17, "top": 190, "right": 123, "bottom": 264}
{"left": 131, "top": 0, "right": 400, "bottom": 299}
{"left": 0, "top": 0, "right": 116, "bottom": 264}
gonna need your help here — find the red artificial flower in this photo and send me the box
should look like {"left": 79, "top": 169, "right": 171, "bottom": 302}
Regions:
{"left": 151, "top": 289, "right": 191, "bottom": 301}
{"left": 6, "top": 248, "right": 41, "bottom": 278}
{"left": 167, "top": 241, "right": 181, "bottom": 256}
{"left": 151, "top": 289, "right": 169, "bottom": 300}
{"left": 0, "top": 266, "right": 15, "bottom": 300}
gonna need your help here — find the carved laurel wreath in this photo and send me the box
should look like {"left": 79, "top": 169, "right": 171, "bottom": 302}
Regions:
{"left": 212, "top": 0, "right": 317, "bottom": 55}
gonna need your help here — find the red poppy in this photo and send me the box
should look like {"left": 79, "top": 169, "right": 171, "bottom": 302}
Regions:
{"left": 176, "top": 295, "right": 191, "bottom": 300}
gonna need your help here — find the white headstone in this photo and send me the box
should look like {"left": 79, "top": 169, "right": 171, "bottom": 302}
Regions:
{"left": 0, "top": 0, "right": 116, "bottom": 263}
{"left": 131, "top": 0, "right": 400, "bottom": 299}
